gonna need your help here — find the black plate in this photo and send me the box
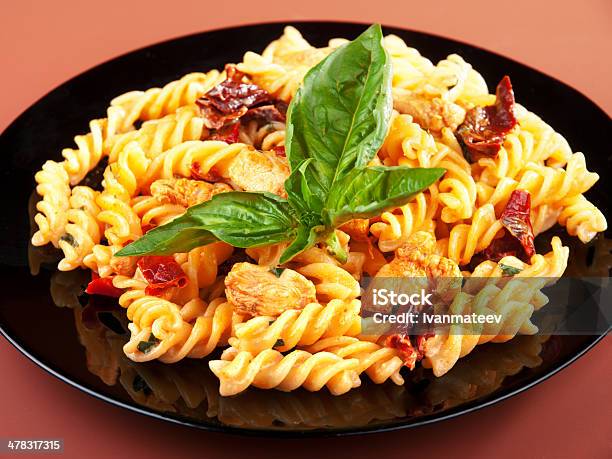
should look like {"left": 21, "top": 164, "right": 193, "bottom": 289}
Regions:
{"left": 0, "top": 21, "right": 610, "bottom": 437}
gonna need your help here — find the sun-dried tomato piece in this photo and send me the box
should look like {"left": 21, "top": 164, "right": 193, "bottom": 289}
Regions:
{"left": 500, "top": 189, "right": 535, "bottom": 257}
{"left": 85, "top": 273, "right": 124, "bottom": 298}
{"left": 137, "top": 255, "right": 188, "bottom": 296}
{"left": 272, "top": 146, "right": 286, "bottom": 157}
{"left": 196, "top": 64, "right": 271, "bottom": 129}
{"left": 457, "top": 76, "right": 517, "bottom": 161}
{"left": 484, "top": 190, "right": 535, "bottom": 263}
{"left": 209, "top": 122, "right": 240, "bottom": 144}
{"left": 242, "top": 103, "right": 287, "bottom": 124}
{"left": 198, "top": 104, "right": 245, "bottom": 130}
{"left": 383, "top": 334, "right": 420, "bottom": 369}
{"left": 274, "top": 100, "right": 289, "bottom": 116}
{"left": 482, "top": 237, "right": 524, "bottom": 262}
{"left": 217, "top": 249, "right": 254, "bottom": 277}
{"left": 415, "top": 334, "right": 431, "bottom": 358}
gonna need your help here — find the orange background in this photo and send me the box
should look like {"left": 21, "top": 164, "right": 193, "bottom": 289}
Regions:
{"left": 1, "top": 0, "right": 611, "bottom": 458}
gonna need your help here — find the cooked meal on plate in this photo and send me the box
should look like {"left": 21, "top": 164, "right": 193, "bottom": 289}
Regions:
{"left": 30, "top": 24, "right": 607, "bottom": 395}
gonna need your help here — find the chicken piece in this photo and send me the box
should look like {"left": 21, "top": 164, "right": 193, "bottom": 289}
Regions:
{"left": 150, "top": 178, "right": 231, "bottom": 208}
{"left": 392, "top": 89, "right": 466, "bottom": 133}
{"left": 376, "top": 231, "right": 462, "bottom": 305}
{"left": 339, "top": 219, "right": 370, "bottom": 242}
{"left": 219, "top": 149, "right": 290, "bottom": 198}
{"left": 109, "top": 255, "right": 137, "bottom": 277}
{"left": 225, "top": 262, "right": 317, "bottom": 317}
{"left": 396, "top": 230, "right": 437, "bottom": 259}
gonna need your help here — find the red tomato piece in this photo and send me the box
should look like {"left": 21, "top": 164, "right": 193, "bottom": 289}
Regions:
{"left": 85, "top": 273, "right": 124, "bottom": 298}
{"left": 137, "top": 256, "right": 188, "bottom": 296}
{"left": 457, "top": 75, "right": 517, "bottom": 160}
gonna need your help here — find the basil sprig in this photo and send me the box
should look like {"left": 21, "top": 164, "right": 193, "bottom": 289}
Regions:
{"left": 117, "top": 24, "right": 445, "bottom": 262}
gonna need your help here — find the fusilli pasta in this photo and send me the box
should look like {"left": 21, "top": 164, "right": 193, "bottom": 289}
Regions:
{"left": 209, "top": 347, "right": 361, "bottom": 396}
{"left": 228, "top": 299, "right": 361, "bottom": 354}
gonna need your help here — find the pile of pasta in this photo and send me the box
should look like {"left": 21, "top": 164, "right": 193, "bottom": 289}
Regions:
{"left": 31, "top": 27, "right": 607, "bottom": 396}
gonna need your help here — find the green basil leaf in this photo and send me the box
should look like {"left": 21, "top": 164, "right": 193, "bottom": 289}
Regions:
{"left": 279, "top": 224, "right": 321, "bottom": 264}
{"left": 117, "top": 192, "right": 298, "bottom": 257}
{"left": 202, "top": 193, "right": 297, "bottom": 247}
{"left": 324, "top": 167, "right": 446, "bottom": 227}
{"left": 116, "top": 220, "right": 218, "bottom": 257}
{"left": 500, "top": 263, "right": 522, "bottom": 276}
{"left": 325, "top": 231, "right": 348, "bottom": 264}
{"left": 285, "top": 24, "right": 392, "bottom": 200}
{"left": 285, "top": 159, "right": 325, "bottom": 216}
{"left": 137, "top": 333, "right": 159, "bottom": 354}
{"left": 270, "top": 267, "right": 285, "bottom": 277}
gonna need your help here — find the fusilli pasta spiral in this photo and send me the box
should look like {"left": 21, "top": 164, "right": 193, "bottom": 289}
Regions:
{"left": 109, "top": 70, "right": 222, "bottom": 129}
{"left": 229, "top": 299, "right": 361, "bottom": 354}
{"left": 304, "top": 336, "right": 405, "bottom": 385}
{"left": 123, "top": 296, "right": 238, "bottom": 363}
{"left": 296, "top": 263, "right": 361, "bottom": 302}
{"left": 58, "top": 186, "right": 103, "bottom": 271}
{"left": 239, "top": 120, "right": 286, "bottom": 151}
{"left": 31, "top": 161, "right": 71, "bottom": 248}
{"left": 97, "top": 141, "right": 150, "bottom": 246}
{"left": 437, "top": 204, "right": 504, "bottom": 266}
{"left": 209, "top": 347, "right": 361, "bottom": 396}
{"left": 557, "top": 194, "right": 608, "bottom": 243}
